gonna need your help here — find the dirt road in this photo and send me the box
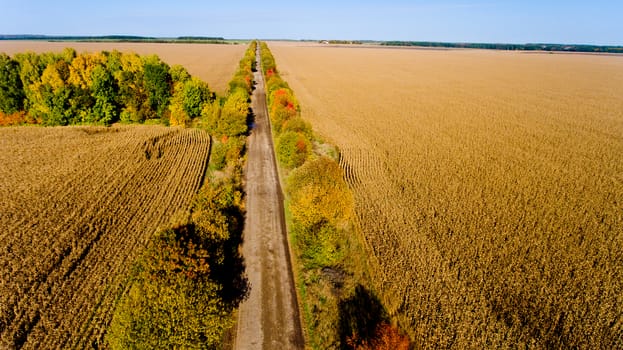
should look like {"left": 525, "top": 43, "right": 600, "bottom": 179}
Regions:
{"left": 234, "top": 45, "right": 305, "bottom": 349}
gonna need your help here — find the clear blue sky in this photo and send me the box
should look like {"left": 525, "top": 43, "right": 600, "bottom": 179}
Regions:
{"left": 1, "top": 0, "right": 621, "bottom": 45}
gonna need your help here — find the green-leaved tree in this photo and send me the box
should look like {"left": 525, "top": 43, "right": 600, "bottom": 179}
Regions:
{"left": 0, "top": 54, "right": 25, "bottom": 114}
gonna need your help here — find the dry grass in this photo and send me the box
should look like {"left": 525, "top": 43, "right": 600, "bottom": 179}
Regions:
{"left": 0, "top": 41, "right": 246, "bottom": 94}
{"left": 0, "top": 125, "right": 211, "bottom": 348}
{"left": 270, "top": 42, "right": 623, "bottom": 348}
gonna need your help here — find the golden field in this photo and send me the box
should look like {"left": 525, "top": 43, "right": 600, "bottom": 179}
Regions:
{"left": 270, "top": 42, "right": 623, "bottom": 348}
{"left": 0, "top": 125, "right": 210, "bottom": 348}
{"left": 0, "top": 41, "right": 246, "bottom": 94}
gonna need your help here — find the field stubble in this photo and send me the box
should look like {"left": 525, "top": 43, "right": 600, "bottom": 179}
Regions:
{"left": 0, "top": 125, "right": 211, "bottom": 348}
{"left": 270, "top": 42, "right": 623, "bottom": 348}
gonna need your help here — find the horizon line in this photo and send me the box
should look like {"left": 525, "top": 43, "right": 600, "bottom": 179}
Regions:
{"left": 1, "top": 34, "right": 622, "bottom": 48}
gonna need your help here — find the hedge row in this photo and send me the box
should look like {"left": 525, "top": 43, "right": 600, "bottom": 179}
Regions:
{"left": 199, "top": 41, "right": 257, "bottom": 173}
{"left": 260, "top": 42, "right": 410, "bottom": 349}
{"left": 259, "top": 42, "right": 313, "bottom": 169}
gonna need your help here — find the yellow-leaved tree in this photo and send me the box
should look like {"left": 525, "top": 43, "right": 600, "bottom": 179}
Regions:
{"left": 68, "top": 52, "right": 107, "bottom": 89}
{"left": 168, "top": 81, "right": 189, "bottom": 126}
{"left": 288, "top": 156, "right": 353, "bottom": 228}
{"left": 287, "top": 156, "right": 353, "bottom": 267}
{"left": 106, "top": 227, "right": 232, "bottom": 349}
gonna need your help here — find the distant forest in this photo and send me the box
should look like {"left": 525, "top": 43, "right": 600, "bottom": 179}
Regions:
{"left": 4, "top": 35, "right": 620, "bottom": 53}
{"left": 381, "top": 41, "right": 623, "bottom": 53}
{"left": 0, "top": 35, "right": 230, "bottom": 44}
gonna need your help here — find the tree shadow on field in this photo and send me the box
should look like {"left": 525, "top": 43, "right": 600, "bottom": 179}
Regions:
{"left": 338, "top": 284, "right": 388, "bottom": 349}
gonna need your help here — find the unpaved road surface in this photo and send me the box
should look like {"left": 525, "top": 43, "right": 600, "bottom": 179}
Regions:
{"left": 234, "top": 45, "right": 305, "bottom": 349}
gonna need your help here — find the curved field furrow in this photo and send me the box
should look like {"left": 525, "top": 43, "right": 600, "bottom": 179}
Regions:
{"left": 0, "top": 125, "right": 211, "bottom": 348}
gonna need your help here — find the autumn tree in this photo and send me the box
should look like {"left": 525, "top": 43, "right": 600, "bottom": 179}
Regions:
{"left": 341, "top": 286, "right": 411, "bottom": 350}
{"left": 169, "top": 77, "right": 212, "bottom": 126}
{"left": 106, "top": 226, "right": 233, "bottom": 349}
{"left": 103, "top": 50, "right": 123, "bottom": 75}
{"left": 228, "top": 65, "right": 252, "bottom": 94}
{"left": 265, "top": 76, "right": 289, "bottom": 104}
{"left": 287, "top": 156, "right": 353, "bottom": 267}
{"left": 217, "top": 88, "right": 249, "bottom": 137}
{"left": 168, "top": 65, "right": 190, "bottom": 126}
{"left": 68, "top": 52, "right": 106, "bottom": 89}
{"left": 13, "top": 52, "right": 46, "bottom": 117}
{"left": 228, "top": 52, "right": 254, "bottom": 94}
{"left": 170, "top": 64, "right": 191, "bottom": 83}
{"left": 260, "top": 42, "right": 276, "bottom": 75}
{"left": 117, "top": 53, "right": 149, "bottom": 123}
{"left": 269, "top": 88, "right": 298, "bottom": 133}
{"left": 200, "top": 99, "right": 221, "bottom": 133}
{"left": 276, "top": 131, "right": 311, "bottom": 169}
{"left": 192, "top": 179, "right": 243, "bottom": 244}
{"left": 227, "top": 44, "right": 256, "bottom": 94}
{"left": 57, "top": 47, "right": 76, "bottom": 65}
{"left": 168, "top": 81, "right": 189, "bottom": 126}
{"left": 282, "top": 116, "right": 313, "bottom": 139}
{"left": 365, "top": 324, "right": 411, "bottom": 350}
{"left": 29, "top": 59, "right": 74, "bottom": 125}
{"left": 183, "top": 78, "right": 212, "bottom": 118}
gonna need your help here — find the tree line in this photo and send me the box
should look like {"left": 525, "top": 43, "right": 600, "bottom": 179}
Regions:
{"left": 0, "top": 35, "right": 229, "bottom": 44}
{"left": 260, "top": 42, "right": 410, "bottom": 349}
{"left": 381, "top": 41, "right": 623, "bottom": 53}
{"left": 0, "top": 48, "right": 220, "bottom": 126}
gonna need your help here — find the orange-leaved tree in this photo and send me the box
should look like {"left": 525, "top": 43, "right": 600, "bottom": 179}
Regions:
{"left": 347, "top": 323, "right": 411, "bottom": 350}
{"left": 276, "top": 131, "right": 311, "bottom": 169}
{"left": 269, "top": 88, "right": 298, "bottom": 133}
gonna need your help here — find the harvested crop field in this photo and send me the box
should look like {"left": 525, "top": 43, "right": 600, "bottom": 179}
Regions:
{"left": 270, "top": 42, "right": 623, "bottom": 347}
{"left": 0, "top": 41, "right": 246, "bottom": 94}
{"left": 0, "top": 125, "right": 210, "bottom": 348}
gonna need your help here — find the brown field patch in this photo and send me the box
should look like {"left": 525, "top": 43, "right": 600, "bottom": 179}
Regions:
{"left": 0, "top": 125, "right": 210, "bottom": 348}
{"left": 269, "top": 42, "right": 623, "bottom": 347}
{"left": 0, "top": 41, "right": 246, "bottom": 94}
